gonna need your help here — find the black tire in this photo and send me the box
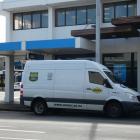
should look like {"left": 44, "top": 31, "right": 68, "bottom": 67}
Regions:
{"left": 105, "top": 101, "right": 123, "bottom": 118}
{"left": 32, "top": 100, "right": 47, "bottom": 115}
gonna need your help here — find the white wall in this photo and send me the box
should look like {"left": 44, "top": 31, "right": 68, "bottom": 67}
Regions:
{"left": 54, "top": 25, "right": 92, "bottom": 39}
{"left": 0, "top": 11, "right": 11, "bottom": 42}
{"left": 0, "top": 12, "right": 6, "bottom": 42}
{"left": 1, "top": 0, "right": 139, "bottom": 43}
{"left": 102, "top": 38, "right": 140, "bottom": 54}
{"left": 12, "top": 29, "right": 50, "bottom": 42}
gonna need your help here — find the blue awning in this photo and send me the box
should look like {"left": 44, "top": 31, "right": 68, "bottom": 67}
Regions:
{"left": 26, "top": 38, "right": 75, "bottom": 50}
{"left": 0, "top": 42, "right": 21, "bottom": 51}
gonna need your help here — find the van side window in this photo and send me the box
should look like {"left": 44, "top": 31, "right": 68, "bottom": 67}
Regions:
{"left": 29, "top": 72, "right": 38, "bottom": 82}
{"left": 89, "top": 71, "right": 104, "bottom": 85}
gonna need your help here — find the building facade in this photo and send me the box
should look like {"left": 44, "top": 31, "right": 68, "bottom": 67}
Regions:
{"left": 0, "top": 0, "right": 140, "bottom": 102}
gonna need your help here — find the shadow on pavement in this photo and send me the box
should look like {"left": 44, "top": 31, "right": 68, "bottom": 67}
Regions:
{"left": 0, "top": 109, "right": 140, "bottom": 126}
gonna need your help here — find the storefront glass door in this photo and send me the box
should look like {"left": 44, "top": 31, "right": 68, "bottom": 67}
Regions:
{"left": 103, "top": 53, "right": 137, "bottom": 90}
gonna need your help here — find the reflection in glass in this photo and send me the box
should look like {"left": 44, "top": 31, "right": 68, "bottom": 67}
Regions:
{"left": 14, "top": 14, "right": 22, "bottom": 30}
{"left": 116, "top": 5, "right": 127, "bottom": 18}
{"left": 23, "top": 14, "right": 31, "bottom": 29}
{"left": 66, "top": 9, "right": 76, "bottom": 26}
{"left": 56, "top": 10, "right": 65, "bottom": 26}
{"left": 104, "top": 6, "right": 114, "bottom": 23}
{"left": 87, "top": 7, "right": 96, "bottom": 24}
{"left": 128, "top": 4, "right": 136, "bottom": 16}
{"left": 32, "top": 13, "right": 40, "bottom": 28}
{"left": 77, "top": 7, "right": 86, "bottom": 25}
{"left": 42, "top": 12, "right": 48, "bottom": 28}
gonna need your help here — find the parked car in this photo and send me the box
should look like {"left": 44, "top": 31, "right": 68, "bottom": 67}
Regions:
{"left": 14, "top": 82, "right": 21, "bottom": 90}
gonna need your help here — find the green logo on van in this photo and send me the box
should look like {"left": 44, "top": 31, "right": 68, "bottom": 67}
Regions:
{"left": 91, "top": 87, "right": 102, "bottom": 94}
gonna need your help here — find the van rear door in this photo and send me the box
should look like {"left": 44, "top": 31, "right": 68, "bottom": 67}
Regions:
{"left": 23, "top": 70, "right": 54, "bottom": 99}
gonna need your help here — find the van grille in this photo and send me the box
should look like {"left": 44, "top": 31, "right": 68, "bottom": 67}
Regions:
{"left": 137, "top": 96, "right": 140, "bottom": 102}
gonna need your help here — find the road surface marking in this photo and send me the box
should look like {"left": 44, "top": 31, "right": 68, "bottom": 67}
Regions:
{"left": 0, "top": 137, "right": 39, "bottom": 140}
{"left": 0, "top": 126, "right": 14, "bottom": 128}
{"left": 0, "top": 128, "right": 46, "bottom": 134}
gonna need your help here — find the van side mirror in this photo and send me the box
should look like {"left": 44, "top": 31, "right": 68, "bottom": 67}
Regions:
{"left": 103, "top": 79, "right": 112, "bottom": 89}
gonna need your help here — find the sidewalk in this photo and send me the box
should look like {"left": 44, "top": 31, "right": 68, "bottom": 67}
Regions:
{"left": 0, "top": 91, "right": 30, "bottom": 112}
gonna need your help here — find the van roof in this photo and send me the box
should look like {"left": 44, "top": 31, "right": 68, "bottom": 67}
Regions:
{"left": 25, "top": 60, "right": 110, "bottom": 71}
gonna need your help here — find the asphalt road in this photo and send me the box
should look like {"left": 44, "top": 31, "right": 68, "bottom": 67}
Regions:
{"left": 0, "top": 111, "right": 140, "bottom": 140}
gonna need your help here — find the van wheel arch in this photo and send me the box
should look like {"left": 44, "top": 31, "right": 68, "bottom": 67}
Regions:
{"left": 104, "top": 100, "right": 124, "bottom": 118}
{"left": 31, "top": 97, "right": 47, "bottom": 114}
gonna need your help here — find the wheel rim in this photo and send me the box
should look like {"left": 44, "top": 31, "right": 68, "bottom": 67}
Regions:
{"left": 35, "top": 102, "right": 45, "bottom": 114}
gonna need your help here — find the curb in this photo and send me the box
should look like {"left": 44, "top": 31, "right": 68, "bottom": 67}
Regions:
{"left": 0, "top": 103, "right": 30, "bottom": 112}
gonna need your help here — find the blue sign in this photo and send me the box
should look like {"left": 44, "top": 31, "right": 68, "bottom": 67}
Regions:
{"left": 114, "top": 64, "right": 126, "bottom": 82}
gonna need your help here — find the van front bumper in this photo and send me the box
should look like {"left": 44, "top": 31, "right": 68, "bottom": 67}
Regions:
{"left": 122, "top": 102, "right": 140, "bottom": 113}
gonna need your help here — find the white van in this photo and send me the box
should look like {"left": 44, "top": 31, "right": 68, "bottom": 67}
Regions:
{"left": 21, "top": 60, "right": 140, "bottom": 117}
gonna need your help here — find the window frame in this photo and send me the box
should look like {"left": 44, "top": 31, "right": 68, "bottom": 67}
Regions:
{"left": 87, "top": 5, "right": 96, "bottom": 24}
{"left": 76, "top": 6, "right": 87, "bottom": 25}
{"left": 103, "top": 0, "right": 137, "bottom": 23}
{"left": 13, "top": 13, "right": 23, "bottom": 30}
{"left": 31, "top": 11, "right": 41, "bottom": 29}
{"left": 55, "top": 8, "right": 66, "bottom": 27}
{"left": 55, "top": 5, "right": 96, "bottom": 27}
{"left": 22, "top": 12, "right": 32, "bottom": 30}
{"left": 65, "top": 7, "right": 76, "bottom": 26}
{"left": 41, "top": 11, "right": 49, "bottom": 28}
{"left": 88, "top": 71, "right": 105, "bottom": 86}
{"left": 29, "top": 72, "right": 39, "bottom": 82}
{"left": 13, "top": 10, "right": 48, "bottom": 30}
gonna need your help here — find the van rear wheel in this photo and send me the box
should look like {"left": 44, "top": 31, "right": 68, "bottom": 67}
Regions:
{"left": 33, "top": 100, "right": 47, "bottom": 115}
{"left": 105, "top": 102, "right": 123, "bottom": 118}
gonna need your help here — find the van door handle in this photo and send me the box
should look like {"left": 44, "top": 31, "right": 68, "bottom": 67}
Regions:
{"left": 86, "top": 88, "right": 92, "bottom": 91}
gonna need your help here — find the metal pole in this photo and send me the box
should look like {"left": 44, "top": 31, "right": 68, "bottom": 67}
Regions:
{"left": 96, "top": 0, "right": 101, "bottom": 63}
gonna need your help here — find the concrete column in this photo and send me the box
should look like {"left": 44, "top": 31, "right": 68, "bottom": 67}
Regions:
{"left": 137, "top": 51, "right": 140, "bottom": 92}
{"left": 137, "top": 0, "right": 140, "bottom": 15}
{"left": 4, "top": 55, "right": 14, "bottom": 103}
{"left": 96, "top": 0, "right": 101, "bottom": 63}
{"left": 48, "top": 6, "right": 55, "bottom": 39}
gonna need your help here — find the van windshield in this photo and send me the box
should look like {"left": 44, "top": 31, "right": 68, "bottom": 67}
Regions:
{"left": 104, "top": 71, "right": 117, "bottom": 83}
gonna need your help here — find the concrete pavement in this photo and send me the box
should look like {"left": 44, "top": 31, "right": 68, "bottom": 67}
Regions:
{"left": 0, "top": 91, "right": 20, "bottom": 102}
{"left": 0, "top": 91, "right": 29, "bottom": 111}
{"left": 0, "top": 111, "right": 140, "bottom": 140}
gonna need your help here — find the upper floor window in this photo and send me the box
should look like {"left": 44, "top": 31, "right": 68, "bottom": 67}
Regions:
{"left": 13, "top": 10, "right": 48, "bottom": 30}
{"left": 56, "top": 9, "right": 65, "bottom": 26}
{"left": 103, "top": 1, "right": 136, "bottom": 23}
{"left": 55, "top": 5, "right": 96, "bottom": 27}
{"left": 77, "top": 7, "right": 86, "bottom": 25}
{"left": 32, "top": 12, "right": 41, "bottom": 29}
{"left": 14, "top": 14, "right": 22, "bottom": 30}
{"left": 66, "top": 9, "right": 76, "bottom": 26}
{"left": 41, "top": 11, "right": 48, "bottom": 28}
{"left": 23, "top": 13, "right": 31, "bottom": 29}
{"left": 87, "top": 6, "right": 96, "bottom": 24}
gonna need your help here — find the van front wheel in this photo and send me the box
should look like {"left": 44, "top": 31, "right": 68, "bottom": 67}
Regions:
{"left": 33, "top": 100, "right": 47, "bottom": 115}
{"left": 105, "top": 101, "right": 123, "bottom": 118}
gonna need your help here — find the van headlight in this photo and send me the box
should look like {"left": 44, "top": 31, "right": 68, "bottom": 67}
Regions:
{"left": 128, "top": 94, "right": 138, "bottom": 102}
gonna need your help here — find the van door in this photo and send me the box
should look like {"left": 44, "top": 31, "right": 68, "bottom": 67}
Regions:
{"left": 85, "top": 70, "right": 112, "bottom": 111}
{"left": 51, "top": 69, "right": 86, "bottom": 110}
